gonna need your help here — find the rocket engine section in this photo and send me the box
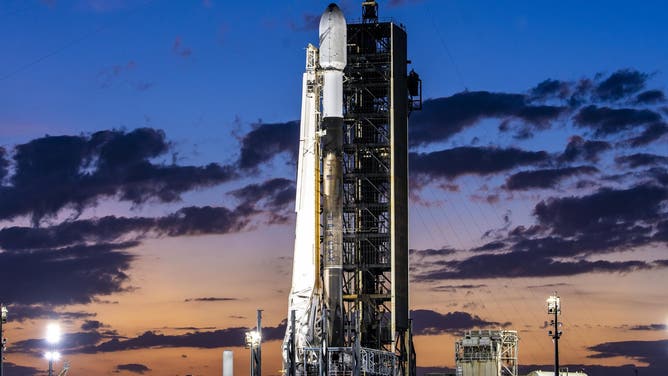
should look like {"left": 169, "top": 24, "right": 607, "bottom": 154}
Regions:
{"left": 319, "top": 3, "right": 347, "bottom": 348}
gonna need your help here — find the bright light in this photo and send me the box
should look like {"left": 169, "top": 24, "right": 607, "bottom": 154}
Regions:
{"left": 547, "top": 293, "right": 561, "bottom": 315}
{"left": 45, "top": 323, "right": 61, "bottom": 344}
{"left": 44, "top": 351, "right": 61, "bottom": 361}
{"left": 245, "top": 330, "right": 261, "bottom": 347}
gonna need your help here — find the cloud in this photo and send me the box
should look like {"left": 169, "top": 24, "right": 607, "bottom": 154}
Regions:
{"left": 52, "top": 321, "right": 289, "bottom": 353}
{"left": 410, "top": 147, "right": 549, "bottom": 183}
{"left": 3, "top": 362, "right": 40, "bottom": 376}
{"left": 412, "top": 182, "right": 668, "bottom": 280}
{"left": 115, "top": 364, "right": 151, "bottom": 374}
{"left": 6, "top": 304, "right": 96, "bottom": 322}
{"left": 595, "top": 69, "right": 649, "bottom": 101}
{"left": 0, "top": 205, "right": 254, "bottom": 252}
{"left": 228, "top": 178, "right": 295, "bottom": 212}
{"left": 0, "top": 147, "right": 8, "bottom": 181}
{"left": 184, "top": 297, "right": 238, "bottom": 302}
{"left": 0, "top": 128, "right": 236, "bottom": 225}
{"left": 635, "top": 89, "right": 666, "bottom": 104}
{"left": 409, "top": 92, "right": 566, "bottom": 146}
{"left": 626, "top": 122, "right": 668, "bottom": 147}
{"left": 574, "top": 105, "right": 661, "bottom": 136}
{"left": 172, "top": 36, "right": 192, "bottom": 58}
{"left": 629, "top": 324, "right": 667, "bottom": 331}
{"left": 410, "top": 309, "right": 510, "bottom": 335}
{"left": 237, "top": 121, "right": 299, "bottom": 170}
{"left": 588, "top": 339, "right": 668, "bottom": 370}
{"left": 504, "top": 166, "right": 598, "bottom": 190}
{"left": 533, "top": 184, "right": 667, "bottom": 236}
{"left": 558, "top": 136, "right": 611, "bottom": 163}
{"left": 615, "top": 153, "right": 668, "bottom": 168}
{"left": 82, "top": 320, "right": 106, "bottom": 331}
{"left": 0, "top": 242, "right": 136, "bottom": 305}
{"left": 529, "top": 79, "right": 572, "bottom": 101}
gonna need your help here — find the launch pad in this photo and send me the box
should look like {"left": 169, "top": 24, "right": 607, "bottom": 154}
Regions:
{"left": 283, "top": 2, "right": 421, "bottom": 376}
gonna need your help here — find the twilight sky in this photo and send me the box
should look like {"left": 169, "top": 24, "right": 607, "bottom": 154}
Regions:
{"left": 1, "top": 1, "right": 667, "bottom": 375}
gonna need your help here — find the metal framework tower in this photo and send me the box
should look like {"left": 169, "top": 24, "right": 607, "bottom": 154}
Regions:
{"left": 340, "top": 2, "right": 421, "bottom": 374}
{"left": 455, "top": 330, "right": 519, "bottom": 376}
{"left": 283, "top": 3, "right": 421, "bottom": 375}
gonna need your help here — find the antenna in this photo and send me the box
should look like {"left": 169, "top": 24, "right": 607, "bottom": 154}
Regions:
{"left": 547, "top": 292, "right": 563, "bottom": 376}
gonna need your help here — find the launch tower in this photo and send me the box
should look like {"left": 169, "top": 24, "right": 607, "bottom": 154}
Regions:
{"left": 284, "top": 2, "right": 421, "bottom": 375}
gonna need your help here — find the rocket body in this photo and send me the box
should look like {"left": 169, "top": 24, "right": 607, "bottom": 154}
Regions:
{"left": 319, "top": 3, "right": 346, "bottom": 347}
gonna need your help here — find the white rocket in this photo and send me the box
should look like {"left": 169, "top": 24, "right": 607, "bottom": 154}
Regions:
{"left": 283, "top": 2, "right": 347, "bottom": 367}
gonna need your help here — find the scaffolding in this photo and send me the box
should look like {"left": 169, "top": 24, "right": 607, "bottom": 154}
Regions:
{"left": 455, "top": 330, "right": 519, "bottom": 376}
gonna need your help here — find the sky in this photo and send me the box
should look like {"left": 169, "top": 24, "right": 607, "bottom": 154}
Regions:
{"left": 0, "top": 0, "right": 667, "bottom": 375}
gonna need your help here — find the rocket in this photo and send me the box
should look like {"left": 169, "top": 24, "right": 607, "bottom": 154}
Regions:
{"left": 283, "top": 4, "right": 347, "bottom": 367}
{"left": 319, "top": 3, "right": 346, "bottom": 347}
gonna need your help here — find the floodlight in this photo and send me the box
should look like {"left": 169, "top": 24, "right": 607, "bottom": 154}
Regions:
{"left": 245, "top": 330, "right": 261, "bottom": 348}
{"left": 44, "top": 351, "right": 61, "bottom": 361}
{"left": 546, "top": 294, "right": 560, "bottom": 315}
{"left": 1, "top": 305, "right": 7, "bottom": 323}
{"left": 46, "top": 323, "right": 61, "bottom": 344}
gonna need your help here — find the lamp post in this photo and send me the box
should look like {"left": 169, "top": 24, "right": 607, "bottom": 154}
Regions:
{"left": 45, "top": 323, "right": 61, "bottom": 376}
{"left": 547, "top": 293, "right": 562, "bottom": 376}
{"left": 244, "top": 310, "right": 262, "bottom": 376}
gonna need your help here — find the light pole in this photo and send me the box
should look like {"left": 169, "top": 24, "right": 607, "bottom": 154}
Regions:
{"left": 1, "top": 304, "right": 7, "bottom": 376}
{"left": 45, "top": 323, "right": 61, "bottom": 376}
{"left": 547, "top": 293, "right": 562, "bottom": 376}
{"left": 244, "top": 310, "right": 262, "bottom": 376}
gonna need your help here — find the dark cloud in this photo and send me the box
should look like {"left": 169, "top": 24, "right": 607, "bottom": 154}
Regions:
{"left": 70, "top": 321, "right": 287, "bottom": 353}
{"left": 0, "top": 204, "right": 254, "bottom": 252}
{"left": 0, "top": 242, "right": 135, "bottom": 305}
{"left": 0, "top": 128, "right": 236, "bottom": 224}
{"left": 410, "top": 309, "right": 509, "bottom": 335}
{"left": 414, "top": 251, "right": 657, "bottom": 281}
{"left": 529, "top": 79, "right": 571, "bottom": 101}
{"left": 595, "top": 69, "right": 649, "bottom": 101}
{"left": 559, "top": 136, "right": 611, "bottom": 163}
{"left": 588, "top": 339, "right": 668, "bottom": 371}
{"left": 409, "top": 92, "right": 566, "bottom": 146}
{"left": 533, "top": 184, "right": 667, "bottom": 236}
{"left": 229, "top": 178, "right": 295, "bottom": 211}
{"left": 504, "top": 166, "right": 598, "bottom": 190}
{"left": 3, "top": 362, "right": 40, "bottom": 376}
{"left": 409, "top": 247, "right": 457, "bottom": 257}
{"left": 628, "top": 324, "right": 667, "bottom": 331}
{"left": 626, "top": 122, "right": 668, "bottom": 147}
{"left": 13, "top": 330, "right": 108, "bottom": 356}
{"left": 184, "top": 297, "right": 238, "bottom": 302}
{"left": 635, "top": 89, "right": 666, "bottom": 104}
{"left": 471, "top": 241, "right": 506, "bottom": 252}
{"left": 238, "top": 121, "right": 299, "bottom": 170}
{"left": 0, "top": 147, "right": 8, "bottom": 181}
{"left": 413, "top": 182, "right": 668, "bottom": 280}
{"left": 410, "top": 147, "right": 549, "bottom": 183}
{"left": 431, "top": 284, "right": 487, "bottom": 292}
{"left": 615, "top": 153, "right": 668, "bottom": 168}
{"left": 82, "top": 320, "right": 106, "bottom": 331}
{"left": 115, "top": 364, "right": 151, "bottom": 374}
{"left": 574, "top": 105, "right": 661, "bottom": 136}
{"left": 6, "top": 304, "right": 96, "bottom": 322}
